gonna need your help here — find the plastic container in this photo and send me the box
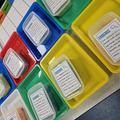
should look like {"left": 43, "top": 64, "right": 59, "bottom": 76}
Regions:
{"left": 17, "top": 2, "right": 64, "bottom": 61}
{"left": 37, "top": 0, "right": 91, "bottom": 30}
{"left": 3, "top": 48, "right": 28, "bottom": 79}
{"left": 23, "top": 12, "right": 51, "bottom": 47}
{"left": 88, "top": 12, "right": 120, "bottom": 66}
{"left": 0, "top": 60, "right": 16, "bottom": 105}
{"left": 48, "top": 55, "right": 84, "bottom": 100}
{"left": 0, "top": 74, "right": 10, "bottom": 99}
{"left": 28, "top": 83, "right": 56, "bottom": 120}
{"left": 72, "top": 0, "right": 120, "bottom": 73}
{"left": 40, "top": 34, "right": 109, "bottom": 109}
{"left": 18, "top": 65, "right": 69, "bottom": 120}
{"left": 0, "top": 32, "right": 36, "bottom": 86}
{"left": 1, "top": 90, "right": 33, "bottom": 120}
{"left": 41, "top": 0, "right": 71, "bottom": 16}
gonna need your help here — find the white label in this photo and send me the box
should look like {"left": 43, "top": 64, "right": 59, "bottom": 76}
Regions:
{"left": 24, "top": 14, "right": 48, "bottom": 46}
{"left": 5, "top": 51, "right": 24, "bottom": 77}
{"left": 45, "top": 0, "right": 68, "bottom": 14}
{"left": 94, "top": 19, "right": 120, "bottom": 62}
{"left": 51, "top": 60, "right": 81, "bottom": 98}
{"left": 30, "top": 88, "right": 54, "bottom": 120}
{"left": 7, "top": 113, "right": 19, "bottom": 120}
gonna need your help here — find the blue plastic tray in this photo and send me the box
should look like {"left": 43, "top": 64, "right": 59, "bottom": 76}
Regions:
{"left": 0, "top": 60, "right": 16, "bottom": 105}
{"left": 17, "top": 2, "right": 64, "bottom": 61}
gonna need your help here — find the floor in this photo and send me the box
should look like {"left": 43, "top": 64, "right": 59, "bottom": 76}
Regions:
{"left": 61, "top": 74, "right": 120, "bottom": 120}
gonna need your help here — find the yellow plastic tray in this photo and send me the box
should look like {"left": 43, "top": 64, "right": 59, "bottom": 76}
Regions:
{"left": 72, "top": 0, "right": 120, "bottom": 73}
{"left": 40, "top": 34, "right": 109, "bottom": 109}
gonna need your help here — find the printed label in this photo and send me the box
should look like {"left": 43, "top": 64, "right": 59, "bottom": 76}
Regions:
{"left": 25, "top": 14, "right": 48, "bottom": 45}
{"left": 45, "top": 0, "right": 68, "bottom": 14}
{"left": 94, "top": 19, "right": 120, "bottom": 62}
{"left": 30, "top": 88, "right": 54, "bottom": 120}
{"left": 5, "top": 51, "right": 24, "bottom": 77}
{"left": 51, "top": 60, "right": 81, "bottom": 98}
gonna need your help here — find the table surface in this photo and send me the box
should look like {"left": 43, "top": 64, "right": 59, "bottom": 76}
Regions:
{"left": 76, "top": 88, "right": 120, "bottom": 120}
{"left": 61, "top": 74, "right": 120, "bottom": 120}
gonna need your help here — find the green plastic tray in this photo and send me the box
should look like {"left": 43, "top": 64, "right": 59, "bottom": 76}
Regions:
{"left": 37, "top": 0, "right": 92, "bottom": 30}
{"left": 18, "top": 65, "right": 69, "bottom": 120}
{"left": 2, "top": 0, "right": 11, "bottom": 14}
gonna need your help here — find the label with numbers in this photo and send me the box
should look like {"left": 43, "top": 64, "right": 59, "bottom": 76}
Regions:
{"left": 30, "top": 88, "right": 55, "bottom": 120}
{"left": 24, "top": 13, "right": 49, "bottom": 46}
{"left": 94, "top": 18, "right": 120, "bottom": 62}
{"left": 4, "top": 49, "right": 25, "bottom": 78}
{"left": 45, "top": 0, "right": 68, "bottom": 14}
{"left": 51, "top": 60, "right": 81, "bottom": 98}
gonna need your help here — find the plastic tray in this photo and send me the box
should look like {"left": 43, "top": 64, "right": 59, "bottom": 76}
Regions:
{"left": 1, "top": 90, "right": 33, "bottom": 120}
{"left": 41, "top": 0, "right": 71, "bottom": 16}
{"left": 17, "top": 2, "right": 64, "bottom": 61}
{"left": 72, "top": 0, "right": 120, "bottom": 73}
{"left": 37, "top": 0, "right": 91, "bottom": 30}
{"left": 0, "top": 60, "right": 16, "bottom": 105}
{"left": 18, "top": 65, "right": 69, "bottom": 120}
{"left": 0, "top": 32, "right": 36, "bottom": 86}
{"left": 40, "top": 34, "right": 109, "bottom": 109}
{"left": 1, "top": 0, "right": 11, "bottom": 14}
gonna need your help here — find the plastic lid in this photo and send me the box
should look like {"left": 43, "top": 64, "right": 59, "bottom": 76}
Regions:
{"left": 41, "top": 0, "right": 71, "bottom": 16}
{"left": 28, "top": 83, "right": 56, "bottom": 120}
{"left": 88, "top": 12, "right": 120, "bottom": 66}
{"left": 3, "top": 48, "right": 27, "bottom": 79}
{"left": 23, "top": 12, "right": 51, "bottom": 47}
{"left": 48, "top": 55, "right": 84, "bottom": 100}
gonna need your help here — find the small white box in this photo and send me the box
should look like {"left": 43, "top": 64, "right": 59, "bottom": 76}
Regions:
{"left": 23, "top": 12, "right": 50, "bottom": 46}
{"left": 49, "top": 55, "right": 84, "bottom": 100}
{"left": 3, "top": 48, "right": 27, "bottom": 79}
{"left": 42, "top": 0, "right": 71, "bottom": 16}
{"left": 88, "top": 12, "right": 120, "bottom": 66}
{"left": 28, "top": 83, "right": 56, "bottom": 120}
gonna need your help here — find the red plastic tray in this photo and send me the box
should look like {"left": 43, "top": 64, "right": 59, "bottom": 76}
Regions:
{"left": 0, "top": 32, "right": 36, "bottom": 86}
